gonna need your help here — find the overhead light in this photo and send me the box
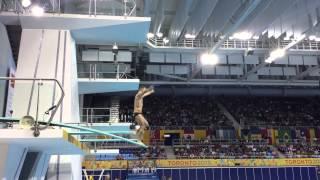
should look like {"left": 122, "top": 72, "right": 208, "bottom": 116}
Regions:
{"left": 265, "top": 48, "right": 285, "bottom": 63}
{"left": 315, "top": 37, "right": 320, "bottom": 42}
{"left": 252, "top": 36, "right": 259, "bottom": 40}
{"left": 284, "top": 36, "right": 290, "bottom": 41}
{"left": 185, "top": 33, "right": 196, "bottom": 39}
{"left": 112, "top": 43, "right": 118, "bottom": 55}
{"left": 229, "top": 36, "right": 234, "bottom": 40}
{"left": 163, "top": 37, "right": 169, "bottom": 44}
{"left": 270, "top": 48, "right": 285, "bottom": 58}
{"left": 233, "top": 32, "right": 252, "bottom": 40}
{"left": 31, "top": 5, "right": 44, "bottom": 16}
{"left": 112, "top": 43, "right": 118, "bottom": 50}
{"left": 265, "top": 56, "right": 275, "bottom": 63}
{"left": 22, "top": 0, "right": 31, "bottom": 7}
{"left": 309, "top": 35, "right": 316, "bottom": 41}
{"left": 200, "top": 53, "right": 219, "bottom": 65}
{"left": 146, "top": 32, "right": 154, "bottom": 39}
{"left": 156, "top": 32, "right": 163, "bottom": 38}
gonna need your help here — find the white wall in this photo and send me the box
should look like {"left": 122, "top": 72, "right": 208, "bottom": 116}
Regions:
{"left": 13, "top": 29, "right": 81, "bottom": 179}
{"left": 0, "top": 22, "right": 16, "bottom": 116}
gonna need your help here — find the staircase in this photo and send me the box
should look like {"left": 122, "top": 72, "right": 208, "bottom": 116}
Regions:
{"left": 109, "top": 96, "right": 120, "bottom": 123}
{"left": 215, "top": 99, "right": 241, "bottom": 129}
{"left": 165, "top": 146, "right": 176, "bottom": 159}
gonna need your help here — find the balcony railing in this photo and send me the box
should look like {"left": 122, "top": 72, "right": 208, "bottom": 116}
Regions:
{"left": 81, "top": 108, "right": 110, "bottom": 123}
{"left": 0, "top": 0, "right": 137, "bottom": 17}
{"left": 77, "top": 63, "right": 134, "bottom": 80}
{"left": 148, "top": 38, "right": 320, "bottom": 51}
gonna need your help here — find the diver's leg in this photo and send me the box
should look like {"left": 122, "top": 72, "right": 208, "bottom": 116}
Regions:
{"left": 135, "top": 114, "right": 148, "bottom": 140}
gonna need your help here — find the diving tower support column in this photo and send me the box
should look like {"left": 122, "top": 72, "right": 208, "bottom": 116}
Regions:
{"left": 0, "top": 144, "right": 28, "bottom": 179}
{"left": 12, "top": 29, "right": 81, "bottom": 179}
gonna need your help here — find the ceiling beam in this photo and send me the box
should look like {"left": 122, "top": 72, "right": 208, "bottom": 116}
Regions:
{"left": 151, "top": 0, "right": 165, "bottom": 34}
{"left": 167, "top": 0, "right": 194, "bottom": 42}
{"left": 188, "top": 0, "right": 262, "bottom": 81}
{"left": 209, "top": 0, "right": 262, "bottom": 53}
{"left": 182, "top": 0, "right": 218, "bottom": 40}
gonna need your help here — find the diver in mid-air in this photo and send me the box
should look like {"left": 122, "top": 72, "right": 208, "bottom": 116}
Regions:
{"left": 133, "top": 86, "right": 154, "bottom": 140}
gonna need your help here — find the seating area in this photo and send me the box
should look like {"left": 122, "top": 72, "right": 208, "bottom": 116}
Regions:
{"left": 174, "top": 144, "right": 277, "bottom": 159}
{"left": 89, "top": 142, "right": 320, "bottom": 160}
{"left": 120, "top": 96, "right": 232, "bottom": 127}
{"left": 221, "top": 96, "right": 320, "bottom": 127}
{"left": 277, "top": 143, "right": 320, "bottom": 158}
{"left": 120, "top": 96, "right": 320, "bottom": 128}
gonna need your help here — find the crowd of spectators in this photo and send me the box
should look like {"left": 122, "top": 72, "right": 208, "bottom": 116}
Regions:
{"left": 120, "top": 96, "right": 320, "bottom": 128}
{"left": 119, "top": 146, "right": 166, "bottom": 160}
{"left": 174, "top": 144, "right": 277, "bottom": 159}
{"left": 134, "top": 146, "right": 167, "bottom": 159}
{"left": 120, "top": 96, "right": 231, "bottom": 127}
{"left": 277, "top": 143, "right": 320, "bottom": 158}
{"left": 92, "top": 142, "right": 320, "bottom": 160}
{"left": 221, "top": 96, "right": 320, "bottom": 127}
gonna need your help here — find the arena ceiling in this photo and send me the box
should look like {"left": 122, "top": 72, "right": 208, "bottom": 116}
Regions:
{"left": 144, "top": 0, "right": 320, "bottom": 42}
{"left": 4, "top": 0, "right": 320, "bottom": 43}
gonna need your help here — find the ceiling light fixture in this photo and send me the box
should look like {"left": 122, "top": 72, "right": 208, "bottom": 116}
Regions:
{"left": 156, "top": 32, "right": 163, "bottom": 38}
{"left": 252, "top": 36, "right": 259, "bottom": 40}
{"left": 31, "top": 5, "right": 44, "bottom": 16}
{"left": 185, "top": 33, "right": 196, "bottom": 39}
{"left": 265, "top": 48, "right": 286, "bottom": 63}
{"left": 22, "top": 0, "right": 31, "bottom": 7}
{"left": 163, "top": 37, "right": 169, "bottom": 44}
{"left": 309, "top": 35, "right": 317, "bottom": 41}
{"left": 200, "top": 53, "right": 219, "bottom": 65}
{"left": 147, "top": 33, "right": 154, "bottom": 39}
{"left": 233, "top": 32, "right": 252, "bottom": 40}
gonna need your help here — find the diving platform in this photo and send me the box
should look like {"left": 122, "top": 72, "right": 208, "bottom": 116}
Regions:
{"left": 0, "top": 128, "right": 84, "bottom": 154}
{"left": 0, "top": 118, "right": 146, "bottom": 150}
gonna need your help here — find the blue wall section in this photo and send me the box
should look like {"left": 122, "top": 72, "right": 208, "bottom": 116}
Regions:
{"left": 83, "top": 167, "right": 319, "bottom": 180}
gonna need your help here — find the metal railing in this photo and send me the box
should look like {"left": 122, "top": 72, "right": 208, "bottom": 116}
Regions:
{"left": 78, "top": 63, "right": 133, "bottom": 80}
{"left": 81, "top": 108, "right": 110, "bottom": 124}
{"left": 0, "top": 0, "right": 137, "bottom": 17}
{"left": 148, "top": 37, "right": 320, "bottom": 51}
{"left": 88, "top": 141, "right": 139, "bottom": 149}
{"left": 172, "top": 139, "right": 269, "bottom": 146}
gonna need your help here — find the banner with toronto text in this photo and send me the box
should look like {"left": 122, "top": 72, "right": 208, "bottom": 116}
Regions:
{"left": 82, "top": 158, "right": 320, "bottom": 169}
{"left": 155, "top": 158, "right": 320, "bottom": 168}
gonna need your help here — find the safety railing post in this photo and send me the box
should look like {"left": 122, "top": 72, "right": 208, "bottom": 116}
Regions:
{"left": 94, "top": 64, "right": 97, "bottom": 80}
{"left": 94, "top": 0, "right": 96, "bottom": 16}
{"left": 86, "top": 108, "right": 89, "bottom": 125}
{"left": 89, "top": 0, "right": 92, "bottom": 16}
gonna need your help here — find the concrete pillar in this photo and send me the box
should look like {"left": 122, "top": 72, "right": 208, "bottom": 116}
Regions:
{"left": 12, "top": 29, "right": 81, "bottom": 180}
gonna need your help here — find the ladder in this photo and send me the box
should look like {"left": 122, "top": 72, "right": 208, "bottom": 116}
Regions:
{"left": 109, "top": 96, "right": 120, "bottom": 123}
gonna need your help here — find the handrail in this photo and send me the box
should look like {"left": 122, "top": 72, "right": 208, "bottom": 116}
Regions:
{"left": 1, "top": 0, "right": 137, "bottom": 17}
{"left": 0, "top": 77, "right": 64, "bottom": 130}
{"left": 147, "top": 37, "right": 320, "bottom": 51}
